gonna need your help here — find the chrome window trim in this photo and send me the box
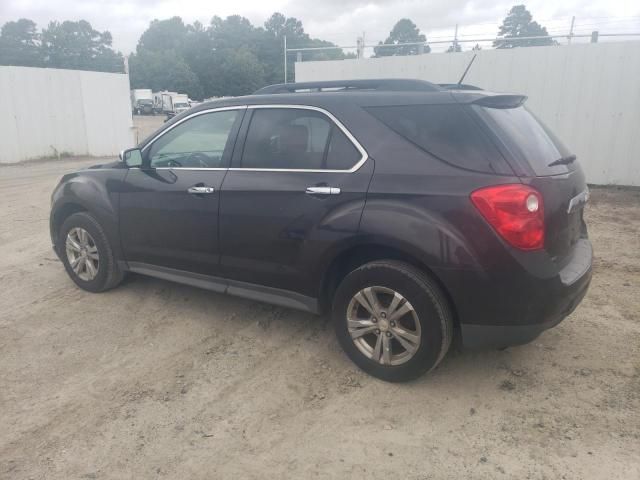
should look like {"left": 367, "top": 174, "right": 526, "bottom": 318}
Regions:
{"left": 154, "top": 167, "right": 227, "bottom": 171}
{"left": 140, "top": 103, "right": 369, "bottom": 173}
{"left": 140, "top": 105, "right": 247, "bottom": 154}
{"left": 232, "top": 104, "right": 368, "bottom": 173}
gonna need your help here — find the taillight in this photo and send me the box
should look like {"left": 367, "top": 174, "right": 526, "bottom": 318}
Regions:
{"left": 470, "top": 184, "right": 544, "bottom": 251}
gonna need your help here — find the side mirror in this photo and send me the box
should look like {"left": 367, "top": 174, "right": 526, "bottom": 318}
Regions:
{"left": 119, "top": 148, "right": 143, "bottom": 168}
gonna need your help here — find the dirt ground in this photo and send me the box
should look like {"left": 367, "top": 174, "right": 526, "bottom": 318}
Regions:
{"left": 0, "top": 157, "right": 638, "bottom": 480}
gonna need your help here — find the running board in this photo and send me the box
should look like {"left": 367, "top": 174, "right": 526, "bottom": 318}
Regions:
{"left": 126, "top": 262, "right": 319, "bottom": 314}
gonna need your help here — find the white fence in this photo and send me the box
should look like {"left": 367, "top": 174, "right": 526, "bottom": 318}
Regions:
{"left": 296, "top": 42, "right": 640, "bottom": 186}
{"left": 0, "top": 66, "right": 134, "bottom": 163}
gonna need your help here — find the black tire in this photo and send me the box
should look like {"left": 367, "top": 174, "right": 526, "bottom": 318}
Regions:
{"left": 332, "top": 260, "right": 453, "bottom": 382}
{"left": 58, "top": 212, "right": 124, "bottom": 293}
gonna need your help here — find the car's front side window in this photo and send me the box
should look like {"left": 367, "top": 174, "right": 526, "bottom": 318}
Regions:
{"left": 148, "top": 110, "right": 239, "bottom": 169}
{"left": 239, "top": 108, "right": 361, "bottom": 170}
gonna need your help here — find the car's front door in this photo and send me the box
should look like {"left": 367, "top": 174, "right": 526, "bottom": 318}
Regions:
{"left": 119, "top": 107, "right": 245, "bottom": 276}
{"left": 219, "top": 106, "right": 373, "bottom": 297}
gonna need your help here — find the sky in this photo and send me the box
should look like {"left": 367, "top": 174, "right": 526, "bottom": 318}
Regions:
{"left": 1, "top": 0, "right": 639, "bottom": 54}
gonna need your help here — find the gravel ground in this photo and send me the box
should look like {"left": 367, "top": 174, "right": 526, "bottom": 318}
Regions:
{"left": 0, "top": 157, "right": 639, "bottom": 479}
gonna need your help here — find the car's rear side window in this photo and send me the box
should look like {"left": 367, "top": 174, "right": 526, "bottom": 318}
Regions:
{"left": 239, "top": 108, "right": 362, "bottom": 170}
{"left": 471, "top": 105, "right": 573, "bottom": 176}
{"left": 366, "top": 103, "right": 511, "bottom": 175}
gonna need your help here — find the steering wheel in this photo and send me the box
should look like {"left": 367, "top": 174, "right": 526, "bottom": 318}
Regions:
{"left": 187, "top": 152, "right": 211, "bottom": 168}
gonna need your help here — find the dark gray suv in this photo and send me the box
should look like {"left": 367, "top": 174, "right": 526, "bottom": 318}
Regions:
{"left": 50, "top": 79, "right": 592, "bottom": 381}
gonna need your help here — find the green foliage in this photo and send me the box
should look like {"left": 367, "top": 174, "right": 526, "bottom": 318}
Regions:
{"left": 374, "top": 19, "right": 429, "bottom": 57}
{"left": 130, "top": 12, "right": 350, "bottom": 100}
{"left": 0, "top": 18, "right": 122, "bottom": 72}
{"left": 137, "top": 17, "right": 187, "bottom": 53}
{"left": 1, "top": 12, "right": 350, "bottom": 98}
{"left": 40, "top": 20, "right": 123, "bottom": 71}
{"left": 494, "top": 5, "right": 556, "bottom": 48}
{"left": 213, "top": 47, "right": 265, "bottom": 97}
{"left": 0, "top": 19, "right": 43, "bottom": 67}
{"left": 129, "top": 50, "right": 202, "bottom": 99}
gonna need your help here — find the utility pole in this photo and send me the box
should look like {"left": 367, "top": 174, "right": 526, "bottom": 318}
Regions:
{"left": 283, "top": 35, "right": 287, "bottom": 84}
{"left": 357, "top": 34, "right": 365, "bottom": 59}
{"left": 454, "top": 24, "right": 459, "bottom": 52}
{"left": 568, "top": 16, "right": 575, "bottom": 45}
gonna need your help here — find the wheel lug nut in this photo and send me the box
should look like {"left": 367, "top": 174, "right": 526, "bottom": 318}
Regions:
{"left": 375, "top": 329, "right": 380, "bottom": 334}
{"left": 386, "top": 332, "right": 392, "bottom": 337}
{"left": 372, "top": 318, "right": 377, "bottom": 323}
{"left": 390, "top": 321, "right": 395, "bottom": 327}
{"left": 380, "top": 312, "right": 387, "bottom": 318}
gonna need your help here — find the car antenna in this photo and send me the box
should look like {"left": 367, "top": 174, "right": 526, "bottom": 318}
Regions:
{"left": 458, "top": 54, "right": 477, "bottom": 85}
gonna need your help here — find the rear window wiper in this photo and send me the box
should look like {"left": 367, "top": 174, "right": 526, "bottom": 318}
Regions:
{"left": 548, "top": 154, "right": 576, "bottom": 167}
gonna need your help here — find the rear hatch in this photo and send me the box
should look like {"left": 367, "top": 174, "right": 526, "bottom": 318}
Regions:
{"left": 470, "top": 97, "right": 588, "bottom": 261}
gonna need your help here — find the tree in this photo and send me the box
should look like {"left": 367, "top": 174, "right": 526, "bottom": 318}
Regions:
{"left": 0, "top": 18, "right": 42, "bottom": 67}
{"left": 41, "top": 20, "right": 123, "bottom": 72}
{"left": 129, "top": 50, "right": 202, "bottom": 99}
{"left": 262, "top": 12, "right": 347, "bottom": 83}
{"left": 494, "top": 5, "right": 556, "bottom": 48}
{"left": 137, "top": 17, "right": 188, "bottom": 54}
{"left": 128, "top": 13, "right": 351, "bottom": 98}
{"left": 214, "top": 47, "right": 265, "bottom": 97}
{"left": 374, "top": 19, "right": 429, "bottom": 57}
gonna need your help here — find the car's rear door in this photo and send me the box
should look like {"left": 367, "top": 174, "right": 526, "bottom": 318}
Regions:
{"left": 218, "top": 105, "right": 373, "bottom": 297}
{"left": 119, "top": 107, "right": 245, "bottom": 276}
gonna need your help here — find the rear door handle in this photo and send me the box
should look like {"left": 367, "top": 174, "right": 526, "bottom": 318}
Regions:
{"left": 187, "top": 186, "right": 215, "bottom": 194}
{"left": 305, "top": 186, "right": 341, "bottom": 195}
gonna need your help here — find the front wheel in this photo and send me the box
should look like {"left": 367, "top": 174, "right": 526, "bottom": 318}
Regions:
{"left": 333, "top": 260, "right": 453, "bottom": 382}
{"left": 58, "top": 212, "right": 124, "bottom": 293}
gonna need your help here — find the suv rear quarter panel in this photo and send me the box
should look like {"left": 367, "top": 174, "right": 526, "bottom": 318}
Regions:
{"left": 353, "top": 104, "right": 570, "bottom": 328}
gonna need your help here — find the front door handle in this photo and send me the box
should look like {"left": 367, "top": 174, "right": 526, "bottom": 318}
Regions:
{"left": 305, "top": 186, "right": 341, "bottom": 195}
{"left": 187, "top": 186, "right": 215, "bottom": 194}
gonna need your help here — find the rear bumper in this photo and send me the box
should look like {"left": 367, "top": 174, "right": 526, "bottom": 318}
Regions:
{"left": 460, "top": 266, "right": 591, "bottom": 349}
{"left": 438, "top": 238, "right": 593, "bottom": 350}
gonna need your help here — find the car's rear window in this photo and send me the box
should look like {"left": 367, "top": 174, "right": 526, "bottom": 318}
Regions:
{"left": 471, "top": 105, "right": 573, "bottom": 176}
{"left": 365, "top": 103, "right": 512, "bottom": 175}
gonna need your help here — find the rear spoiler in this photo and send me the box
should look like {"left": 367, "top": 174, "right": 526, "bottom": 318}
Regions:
{"left": 439, "top": 83, "right": 483, "bottom": 91}
{"left": 472, "top": 94, "right": 527, "bottom": 109}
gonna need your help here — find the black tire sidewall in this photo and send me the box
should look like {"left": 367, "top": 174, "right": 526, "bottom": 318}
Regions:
{"left": 333, "top": 261, "right": 450, "bottom": 382}
{"left": 58, "top": 213, "right": 112, "bottom": 293}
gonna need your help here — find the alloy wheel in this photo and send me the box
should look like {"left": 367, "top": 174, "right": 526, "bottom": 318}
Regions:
{"left": 346, "top": 286, "right": 421, "bottom": 366}
{"left": 65, "top": 227, "right": 100, "bottom": 281}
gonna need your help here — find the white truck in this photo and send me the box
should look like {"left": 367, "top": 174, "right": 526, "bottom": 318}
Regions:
{"left": 153, "top": 91, "right": 177, "bottom": 114}
{"left": 161, "top": 93, "right": 192, "bottom": 121}
{"left": 130, "top": 89, "right": 153, "bottom": 115}
{"left": 172, "top": 94, "right": 191, "bottom": 115}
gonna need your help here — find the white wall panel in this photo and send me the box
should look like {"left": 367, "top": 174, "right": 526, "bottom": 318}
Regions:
{"left": 296, "top": 42, "right": 640, "bottom": 186}
{"left": 0, "top": 66, "right": 134, "bottom": 163}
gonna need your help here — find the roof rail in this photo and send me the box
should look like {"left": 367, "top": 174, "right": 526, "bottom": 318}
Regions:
{"left": 438, "top": 83, "right": 484, "bottom": 91}
{"left": 253, "top": 79, "right": 442, "bottom": 95}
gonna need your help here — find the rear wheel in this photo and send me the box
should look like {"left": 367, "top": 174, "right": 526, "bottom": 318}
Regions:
{"left": 333, "top": 260, "right": 453, "bottom": 382}
{"left": 58, "top": 212, "right": 124, "bottom": 293}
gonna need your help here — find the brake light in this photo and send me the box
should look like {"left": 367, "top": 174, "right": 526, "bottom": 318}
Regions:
{"left": 470, "top": 184, "right": 544, "bottom": 250}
